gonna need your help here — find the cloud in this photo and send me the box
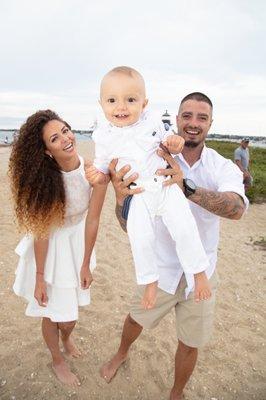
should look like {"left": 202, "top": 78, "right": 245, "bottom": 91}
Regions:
{"left": 0, "top": 0, "right": 265, "bottom": 135}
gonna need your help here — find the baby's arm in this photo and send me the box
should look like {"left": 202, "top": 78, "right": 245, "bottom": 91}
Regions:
{"left": 34, "top": 238, "right": 49, "bottom": 307}
{"left": 80, "top": 184, "right": 107, "bottom": 289}
{"left": 157, "top": 121, "right": 184, "bottom": 155}
{"left": 194, "top": 271, "right": 212, "bottom": 302}
{"left": 162, "top": 134, "right": 185, "bottom": 154}
{"left": 86, "top": 163, "right": 110, "bottom": 186}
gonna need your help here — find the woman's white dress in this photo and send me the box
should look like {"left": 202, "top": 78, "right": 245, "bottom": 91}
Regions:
{"left": 13, "top": 156, "right": 96, "bottom": 322}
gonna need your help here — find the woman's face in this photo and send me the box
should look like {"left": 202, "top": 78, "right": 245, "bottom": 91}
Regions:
{"left": 42, "top": 119, "right": 77, "bottom": 163}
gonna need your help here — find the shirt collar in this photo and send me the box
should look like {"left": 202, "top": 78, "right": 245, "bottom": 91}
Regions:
{"left": 176, "top": 144, "right": 207, "bottom": 169}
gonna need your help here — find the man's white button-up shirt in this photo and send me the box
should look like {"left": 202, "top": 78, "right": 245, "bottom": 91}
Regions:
{"left": 155, "top": 146, "right": 249, "bottom": 297}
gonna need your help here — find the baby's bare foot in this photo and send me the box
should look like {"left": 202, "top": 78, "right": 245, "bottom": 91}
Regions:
{"left": 100, "top": 353, "right": 127, "bottom": 383}
{"left": 52, "top": 360, "right": 80, "bottom": 386}
{"left": 62, "top": 336, "right": 82, "bottom": 358}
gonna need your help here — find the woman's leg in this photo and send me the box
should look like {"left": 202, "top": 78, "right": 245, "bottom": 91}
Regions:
{"left": 58, "top": 321, "right": 81, "bottom": 358}
{"left": 42, "top": 317, "right": 80, "bottom": 386}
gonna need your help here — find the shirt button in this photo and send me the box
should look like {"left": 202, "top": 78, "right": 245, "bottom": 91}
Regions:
{"left": 154, "top": 178, "right": 157, "bottom": 182}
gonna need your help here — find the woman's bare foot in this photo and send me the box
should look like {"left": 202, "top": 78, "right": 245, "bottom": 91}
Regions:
{"left": 52, "top": 360, "right": 80, "bottom": 386}
{"left": 100, "top": 353, "right": 127, "bottom": 383}
{"left": 62, "top": 336, "right": 82, "bottom": 358}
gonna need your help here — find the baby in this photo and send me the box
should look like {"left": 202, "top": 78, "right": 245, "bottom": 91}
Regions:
{"left": 88, "top": 66, "right": 211, "bottom": 309}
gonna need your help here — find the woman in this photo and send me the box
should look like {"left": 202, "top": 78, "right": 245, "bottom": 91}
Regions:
{"left": 9, "top": 110, "right": 107, "bottom": 386}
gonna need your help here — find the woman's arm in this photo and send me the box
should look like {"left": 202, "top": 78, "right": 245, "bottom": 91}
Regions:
{"left": 34, "top": 238, "right": 49, "bottom": 306}
{"left": 80, "top": 184, "right": 107, "bottom": 288}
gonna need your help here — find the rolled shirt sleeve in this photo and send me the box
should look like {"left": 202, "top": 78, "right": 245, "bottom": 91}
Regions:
{"left": 216, "top": 158, "right": 249, "bottom": 210}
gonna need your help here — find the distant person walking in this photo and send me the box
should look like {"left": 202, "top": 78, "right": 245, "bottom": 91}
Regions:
{"left": 234, "top": 138, "right": 252, "bottom": 192}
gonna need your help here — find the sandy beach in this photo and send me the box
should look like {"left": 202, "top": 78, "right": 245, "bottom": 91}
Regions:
{"left": 0, "top": 141, "right": 265, "bottom": 400}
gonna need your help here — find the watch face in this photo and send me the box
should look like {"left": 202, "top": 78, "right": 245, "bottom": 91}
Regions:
{"left": 186, "top": 179, "right": 196, "bottom": 191}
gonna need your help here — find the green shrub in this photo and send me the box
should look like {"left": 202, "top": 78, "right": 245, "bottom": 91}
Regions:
{"left": 206, "top": 140, "right": 266, "bottom": 203}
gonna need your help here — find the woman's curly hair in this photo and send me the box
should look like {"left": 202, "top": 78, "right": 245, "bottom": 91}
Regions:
{"left": 8, "top": 110, "right": 69, "bottom": 238}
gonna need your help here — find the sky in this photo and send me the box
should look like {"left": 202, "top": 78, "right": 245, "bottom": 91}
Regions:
{"left": 0, "top": 0, "right": 265, "bottom": 136}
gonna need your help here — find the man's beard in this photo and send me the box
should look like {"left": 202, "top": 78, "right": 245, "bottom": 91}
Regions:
{"left": 185, "top": 140, "right": 200, "bottom": 148}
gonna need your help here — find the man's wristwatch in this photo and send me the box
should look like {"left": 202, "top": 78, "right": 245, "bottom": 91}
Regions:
{"left": 183, "top": 178, "right": 197, "bottom": 197}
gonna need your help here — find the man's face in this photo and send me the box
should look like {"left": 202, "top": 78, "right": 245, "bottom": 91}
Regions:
{"left": 176, "top": 99, "right": 213, "bottom": 148}
{"left": 241, "top": 140, "right": 249, "bottom": 149}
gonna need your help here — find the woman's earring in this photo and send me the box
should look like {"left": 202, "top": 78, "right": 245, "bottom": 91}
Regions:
{"left": 49, "top": 154, "right": 53, "bottom": 159}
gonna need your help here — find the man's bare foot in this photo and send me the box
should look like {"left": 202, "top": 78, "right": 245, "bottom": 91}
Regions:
{"left": 62, "top": 336, "right": 82, "bottom": 358}
{"left": 100, "top": 353, "right": 127, "bottom": 383}
{"left": 170, "top": 389, "right": 184, "bottom": 400}
{"left": 52, "top": 360, "right": 80, "bottom": 386}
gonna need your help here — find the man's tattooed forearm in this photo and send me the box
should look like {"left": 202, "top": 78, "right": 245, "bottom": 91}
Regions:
{"left": 115, "top": 204, "right": 127, "bottom": 232}
{"left": 190, "top": 188, "right": 245, "bottom": 219}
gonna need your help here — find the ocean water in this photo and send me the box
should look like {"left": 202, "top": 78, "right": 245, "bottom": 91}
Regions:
{"left": 0, "top": 130, "right": 92, "bottom": 144}
{"left": 1, "top": 130, "right": 265, "bottom": 148}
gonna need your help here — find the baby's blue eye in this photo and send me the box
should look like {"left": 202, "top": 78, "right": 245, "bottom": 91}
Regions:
{"left": 128, "top": 98, "right": 136, "bottom": 102}
{"left": 108, "top": 98, "right": 115, "bottom": 103}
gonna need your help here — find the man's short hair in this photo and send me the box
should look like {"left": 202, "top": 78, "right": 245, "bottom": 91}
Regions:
{"left": 180, "top": 92, "right": 213, "bottom": 109}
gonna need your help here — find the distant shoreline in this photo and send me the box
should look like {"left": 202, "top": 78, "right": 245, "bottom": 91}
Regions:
{"left": 1, "top": 128, "right": 265, "bottom": 140}
{"left": 205, "top": 137, "right": 266, "bottom": 149}
{"left": 1, "top": 130, "right": 265, "bottom": 148}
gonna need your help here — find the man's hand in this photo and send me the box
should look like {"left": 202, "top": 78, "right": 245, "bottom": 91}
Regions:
{"left": 156, "top": 148, "right": 184, "bottom": 188}
{"left": 162, "top": 134, "right": 185, "bottom": 155}
{"left": 243, "top": 170, "right": 251, "bottom": 180}
{"left": 141, "top": 281, "right": 158, "bottom": 310}
{"left": 194, "top": 272, "right": 212, "bottom": 302}
{"left": 109, "top": 159, "right": 143, "bottom": 206}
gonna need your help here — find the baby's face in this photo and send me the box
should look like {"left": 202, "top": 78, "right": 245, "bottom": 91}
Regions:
{"left": 100, "top": 73, "right": 148, "bottom": 127}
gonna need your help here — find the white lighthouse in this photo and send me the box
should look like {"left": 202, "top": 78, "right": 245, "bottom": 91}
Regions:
{"left": 162, "top": 110, "right": 171, "bottom": 131}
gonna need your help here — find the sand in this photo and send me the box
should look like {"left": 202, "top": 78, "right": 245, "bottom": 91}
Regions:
{"left": 0, "top": 142, "right": 265, "bottom": 400}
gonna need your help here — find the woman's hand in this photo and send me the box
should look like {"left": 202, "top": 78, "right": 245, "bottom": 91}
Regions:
{"left": 34, "top": 275, "right": 48, "bottom": 307}
{"left": 156, "top": 148, "right": 184, "bottom": 188}
{"left": 108, "top": 159, "right": 143, "bottom": 206}
{"left": 80, "top": 265, "right": 93, "bottom": 289}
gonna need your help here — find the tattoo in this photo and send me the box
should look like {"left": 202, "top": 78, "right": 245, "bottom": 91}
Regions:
{"left": 189, "top": 188, "right": 245, "bottom": 219}
{"left": 115, "top": 204, "right": 127, "bottom": 232}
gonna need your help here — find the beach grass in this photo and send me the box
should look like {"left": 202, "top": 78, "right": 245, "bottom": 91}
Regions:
{"left": 207, "top": 140, "right": 266, "bottom": 203}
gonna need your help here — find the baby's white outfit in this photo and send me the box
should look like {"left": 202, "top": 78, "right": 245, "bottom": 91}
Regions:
{"left": 13, "top": 156, "right": 96, "bottom": 322}
{"left": 93, "top": 112, "right": 209, "bottom": 285}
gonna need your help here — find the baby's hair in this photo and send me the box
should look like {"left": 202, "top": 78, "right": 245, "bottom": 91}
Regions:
{"left": 100, "top": 66, "right": 146, "bottom": 98}
{"left": 108, "top": 66, "right": 143, "bottom": 79}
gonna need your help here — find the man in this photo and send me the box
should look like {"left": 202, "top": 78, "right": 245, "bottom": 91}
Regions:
{"left": 90, "top": 92, "right": 248, "bottom": 400}
{"left": 234, "top": 137, "right": 252, "bottom": 192}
